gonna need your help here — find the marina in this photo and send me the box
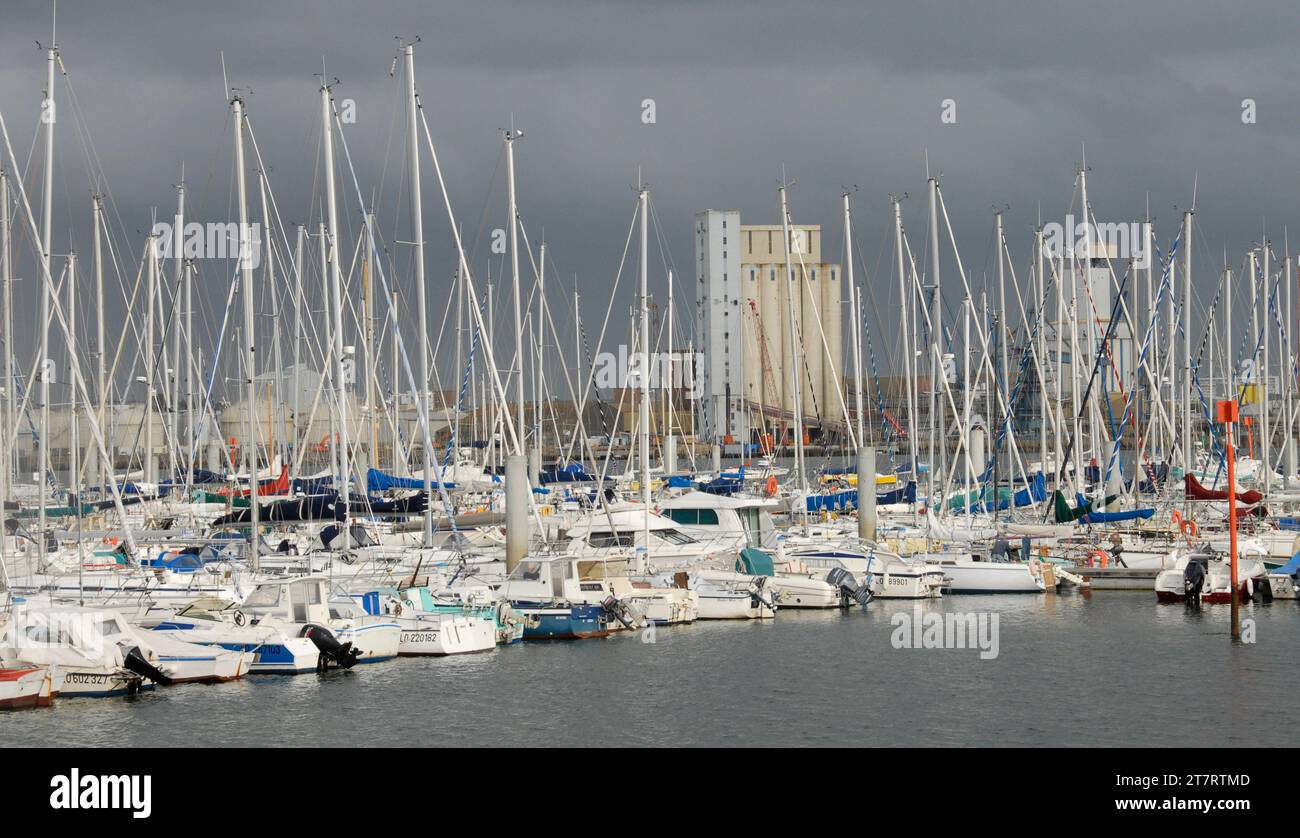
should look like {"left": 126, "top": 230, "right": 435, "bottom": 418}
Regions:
{"left": 0, "top": 2, "right": 1297, "bottom": 754}
{"left": 3, "top": 594, "right": 1295, "bottom": 748}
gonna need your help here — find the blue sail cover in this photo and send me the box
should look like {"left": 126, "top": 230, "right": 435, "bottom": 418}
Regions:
{"left": 697, "top": 476, "right": 742, "bottom": 496}
{"left": 292, "top": 475, "right": 335, "bottom": 494}
{"left": 808, "top": 481, "right": 917, "bottom": 512}
{"left": 539, "top": 463, "right": 599, "bottom": 484}
{"left": 1081, "top": 507, "right": 1155, "bottom": 524}
{"left": 955, "top": 473, "right": 1048, "bottom": 514}
{"left": 877, "top": 481, "right": 917, "bottom": 505}
{"left": 1275, "top": 550, "right": 1300, "bottom": 576}
{"left": 366, "top": 468, "right": 456, "bottom": 492}
{"left": 180, "top": 468, "right": 226, "bottom": 485}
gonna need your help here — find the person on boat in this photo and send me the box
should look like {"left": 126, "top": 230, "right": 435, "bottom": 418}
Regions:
{"left": 990, "top": 537, "right": 1009, "bottom": 562}
{"left": 1108, "top": 532, "right": 1127, "bottom": 568}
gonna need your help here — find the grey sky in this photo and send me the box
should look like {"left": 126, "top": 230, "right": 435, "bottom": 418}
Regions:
{"left": 1, "top": 0, "right": 1296, "bottom": 394}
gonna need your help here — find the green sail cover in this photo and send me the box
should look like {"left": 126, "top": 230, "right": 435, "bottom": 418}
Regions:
{"left": 737, "top": 547, "right": 775, "bottom": 576}
{"left": 948, "top": 485, "right": 1012, "bottom": 511}
{"left": 1052, "top": 491, "right": 1118, "bottom": 523}
{"left": 197, "top": 491, "right": 250, "bottom": 508}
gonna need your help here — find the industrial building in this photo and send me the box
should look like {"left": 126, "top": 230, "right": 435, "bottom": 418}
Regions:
{"left": 695, "top": 210, "right": 843, "bottom": 448}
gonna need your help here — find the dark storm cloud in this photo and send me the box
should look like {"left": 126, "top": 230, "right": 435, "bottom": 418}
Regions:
{"left": 1, "top": 0, "right": 1297, "bottom": 388}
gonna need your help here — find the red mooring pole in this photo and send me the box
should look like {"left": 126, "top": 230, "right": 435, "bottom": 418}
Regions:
{"left": 1217, "top": 400, "right": 1241, "bottom": 638}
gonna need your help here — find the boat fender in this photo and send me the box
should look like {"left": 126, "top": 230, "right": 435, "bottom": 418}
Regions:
{"left": 121, "top": 645, "right": 173, "bottom": 686}
{"left": 300, "top": 624, "right": 360, "bottom": 669}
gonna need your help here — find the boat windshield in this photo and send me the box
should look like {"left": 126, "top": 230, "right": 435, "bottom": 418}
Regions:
{"left": 588, "top": 531, "right": 635, "bottom": 548}
{"left": 244, "top": 584, "right": 283, "bottom": 609}
{"left": 655, "top": 529, "right": 697, "bottom": 546}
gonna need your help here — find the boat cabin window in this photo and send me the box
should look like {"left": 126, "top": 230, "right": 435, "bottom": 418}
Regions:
{"left": 96, "top": 616, "right": 122, "bottom": 638}
{"left": 329, "top": 599, "right": 365, "bottom": 620}
{"left": 290, "top": 581, "right": 322, "bottom": 622}
{"left": 21, "top": 623, "right": 71, "bottom": 646}
{"left": 740, "top": 508, "right": 763, "bottom": 547}
{"left": 513, "top": 560, "right": 545, "bottom": 581}
{"left": 244, "top": 584, "right": 282, "bottom": 609}
{"left": 664, "top": 508, "right": 719, "bottom": 526}
{"left": 551, "top": 560, "right": 571, "bottom": 592}
{"left": 655, "top": 528, "right": 697, "bottom": 545}
{"left": 587, "top": 531, "right": 635, "bottom": 548}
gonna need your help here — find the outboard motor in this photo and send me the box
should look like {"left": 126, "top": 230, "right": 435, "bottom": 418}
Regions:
{"left": 300, "top": 624, "right": 360, "bottom": 670}
{"left": 120, "top": 645, "right": 173, "bottom": 686}
{"left": 825, "top": 567, "right": 872, "bottom": 608}
{"left": 1183, "top": 554, "right": 1208, "bottom": 605}
{"left": 600, "top": 596, "right": 638, "bottom": 630}
{"left": 749, "top": 577, "right": 778, "bottom": 613}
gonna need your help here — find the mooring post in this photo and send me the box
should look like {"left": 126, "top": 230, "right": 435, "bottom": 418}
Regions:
{"left": 858, "top": 446, "right": 876, "bottom": 542}
{"left": 505, "top": 452, "right": 528, "bottom": 574}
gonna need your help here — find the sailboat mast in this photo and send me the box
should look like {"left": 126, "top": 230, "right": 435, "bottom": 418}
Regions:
{"left": 505, "top": 128, "right": 525, "bottom": 456}
{"left": 535, "top": 239, "right": 546, "bottom": 478}
{"left": 664, "top": 268, "right": 675, "bottom": 473}
{"left": 144, "top": 231, "right": 157, "bottom": 487}
{"left": 292, "top": 224, "right": 305, "bottom": 474}
{"left": 638, "top": 183, "right": 651, "bottom": 573}
{"left": 38, "top": 34, "right": 57, "bottom": 563}
{"left": 779, "top": 182, "right": 805, "bottom": 499}
{"left": 171, "top": 177, "right": 185, "bottom": 479}
{"left": 67, "top": 252, "right": 81, "bottom": 595}
{"left": 996, "top": 211, "right": 1009, "bottom": 485}
{"left": 1261, "top": 234, "right": 1270, "bottom": 492}
{"left": 1, "top": 170, "right": 12, "bottom": 499}
{"left": 926, "top": 176, "right": 942, "bottom": 507}
{"left": 893, "top": 196, "right": 917, "bottom": 476}
{"left": 845, "top": 192, "right": 864, "bottom": 448}
{"left": 1035, "top": 225, "right": 1047, "bottom": 479}
{"left": 404, "top": 43, "right": 434, "bottom": 546}
{"left": 321, "top": 81, "right": 351, "bottom": 551}
{"left": 1287, "top": 254, "right": 1296, "bottom": 480}
{"left": 232, "top": 94, "right": 259, "bottom": 564}
{"left": 1182, "top": 209, "right": 1193, "bottom": 482}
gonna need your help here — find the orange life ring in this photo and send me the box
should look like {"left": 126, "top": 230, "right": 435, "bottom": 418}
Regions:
{"left": 1171, "top": 510, "right": 1182, "bottom": 531}
{"left": 765, "top": 475, "right": 778, "bottom": 497}
{"left": 1181, "top": 519, "right": 1198, "bottom": 538}
{"left": 1086, "top": 549, "right": 1109, "bottom": 569}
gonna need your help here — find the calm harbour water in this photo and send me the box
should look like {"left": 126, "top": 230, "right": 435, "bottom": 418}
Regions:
{"left": 3, "top": 592, "right": 1297, "bottom": 747}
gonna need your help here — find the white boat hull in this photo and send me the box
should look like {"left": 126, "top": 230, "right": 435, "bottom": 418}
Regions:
{"left": 396, "top": 614, "right": 496, "bottom": 655}
{"left": 938, "top": 561, "right": 1045, "bottom": 594}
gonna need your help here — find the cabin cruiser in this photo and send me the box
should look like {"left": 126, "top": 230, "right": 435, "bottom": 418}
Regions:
{"left": 498, "top": 555, "right": 612, "bottom": 639}
{"left": 350, "top": 586, "right": 498, "bottom": 656}
{"left": 0, "top": 603, "right": 233, "bottom": 692}
{"left": 137, "top": 597, "right": 322, "bottom": 674}
{"left": 779, "top": 532, "right": 944, "bottom": 600}
{"left": 657, "top": 491, "right": 778, "bottom": 551}
{"left": 557, "top": 502, "right": 735, "bottom": 564}
{"left": 235, "top": 576, "right": 401, "bottom": 665}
